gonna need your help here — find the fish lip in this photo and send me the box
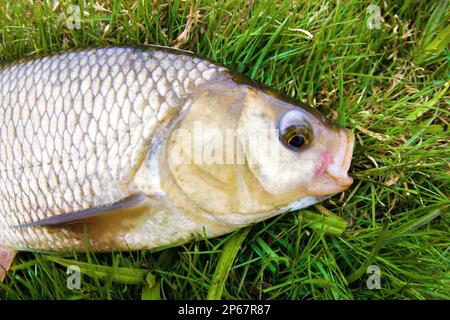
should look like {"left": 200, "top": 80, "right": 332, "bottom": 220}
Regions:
{"left": 326, "top": 128, "right": 355, "bottom": 188}
{"left": 341, "top": 128, "right": 355, "bottom": 174}
{"left": 306, "top": 129, "right": 354, "bottom": 197}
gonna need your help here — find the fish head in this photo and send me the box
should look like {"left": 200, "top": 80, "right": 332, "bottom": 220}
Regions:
{"left": 238, "top": 87, "right": 354, "bottom": 201}
{"left": 159, "top": 82, "right": 354, "bottom": 221}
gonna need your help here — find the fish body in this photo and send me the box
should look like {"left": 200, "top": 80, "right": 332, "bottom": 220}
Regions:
{"left": 0, "top": 46, "right": 354, "bottom": 254}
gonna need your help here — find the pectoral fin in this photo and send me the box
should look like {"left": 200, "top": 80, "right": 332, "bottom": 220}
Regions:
{"left": 0, "top": 247, "right": 16, "bottom": 282}
{"left": 14, "top": 193, "right": 148, "bottom": 228}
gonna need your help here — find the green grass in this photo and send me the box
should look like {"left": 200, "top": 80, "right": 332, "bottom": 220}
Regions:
{"left": 0, "top": 0, "right": 449, "bottom": 300}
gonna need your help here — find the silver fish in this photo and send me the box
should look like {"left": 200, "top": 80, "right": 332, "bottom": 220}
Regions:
{"left": 0, "top": 46, "right": 354, "bottom": 279}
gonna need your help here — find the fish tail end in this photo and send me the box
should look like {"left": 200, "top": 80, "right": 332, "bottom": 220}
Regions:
{"left": 0, "top": 246, "right": 16, "bottom": 282}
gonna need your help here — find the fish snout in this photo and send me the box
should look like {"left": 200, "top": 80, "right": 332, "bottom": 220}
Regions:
{"left": 309, "top": 128, "right": 354, "bottom": 196}
{"left": 325, "top": 128, "right": 354, "bottom": 188}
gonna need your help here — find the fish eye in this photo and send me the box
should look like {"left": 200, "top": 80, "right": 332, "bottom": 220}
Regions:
{"left": 280, "top": 125, "right": 312, "bottom": 151}
{"left": 278, "top": 110, "right": 313, "bottom": 152}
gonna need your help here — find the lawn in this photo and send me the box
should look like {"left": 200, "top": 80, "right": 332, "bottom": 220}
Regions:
{"left": 0, "top": 0, "right": 448, "bottom": 300}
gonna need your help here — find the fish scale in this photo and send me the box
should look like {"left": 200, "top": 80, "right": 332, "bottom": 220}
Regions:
{"left": 0, "top": 46, "right": 223, "bottom": 250}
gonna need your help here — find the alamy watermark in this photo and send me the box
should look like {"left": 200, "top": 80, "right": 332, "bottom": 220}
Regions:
{"left": 66, "top": 265, "right": 81, "bottom": 290}
{"left": 65, "top": 5, "right": 81, "bottom": 30}
{"left": 366, "top": 4, "right": 382, "bottom": 30}
{"left": 366, "top": 265, "right": 381, "bottom": 289}
{"left": 168, "top": 122, "right": 281, "bottom": 166}
{"left": 56, "top": 2, "right": 382, "bottom": 32}
{"left": 52, "top": 1, "right": 82, "bottom": 30}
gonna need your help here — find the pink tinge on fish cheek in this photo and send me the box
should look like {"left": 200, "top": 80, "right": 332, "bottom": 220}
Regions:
{"left": 314, "top": 149, "right": 333, "bottom": 178}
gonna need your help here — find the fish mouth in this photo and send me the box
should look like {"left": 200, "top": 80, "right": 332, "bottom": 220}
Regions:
{"left": 309, "top": 128, "right": 354, "bottom": 196}
{"left": 326, "top": 128, "right": 354, "bottom": 188}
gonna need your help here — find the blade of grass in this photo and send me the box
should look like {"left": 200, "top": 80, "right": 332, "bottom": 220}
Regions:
{"left": 46, "top": 255, "right": 150, "bottom": 285}
{"left": 207, "top": 227, "right": 250, "bottom": 300}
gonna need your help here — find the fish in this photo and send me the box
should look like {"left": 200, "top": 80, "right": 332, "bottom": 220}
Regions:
{"left": 0, "top": 46, "right": 354, "bottom": 280}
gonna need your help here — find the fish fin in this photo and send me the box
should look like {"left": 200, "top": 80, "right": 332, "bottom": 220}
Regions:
{"left": 15, "top": 193, "right": 148, "bottom": 228}
{"left": 0, "top": 247, "right": 16, "bottom": 282}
